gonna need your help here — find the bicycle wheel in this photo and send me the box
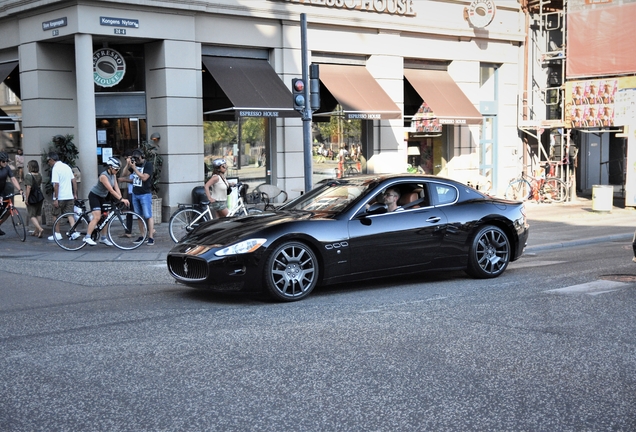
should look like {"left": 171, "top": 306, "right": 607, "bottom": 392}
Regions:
{"left": 169, "top": 208, "right": 204, "bottom": 243}
{"left": 542, "top": 178, "right": 567, "bottom": 203}
{"left": 10, "top": 208, "right": 26, "bottom": 242}
{"left": 345, "top": 166, "right": 359, "bottom": 176}
{"left": 53, "top": 212, "right": 88, "bottom": 251}
{"left": 505, "top": 179, "right": 531, "bottom": 201}
{"left": 108, "top": 211, "right": 148, "bottom": 250}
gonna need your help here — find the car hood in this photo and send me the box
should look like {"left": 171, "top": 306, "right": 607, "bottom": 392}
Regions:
{"left": 180, "top": 211, "right": 333, "bottom": 246}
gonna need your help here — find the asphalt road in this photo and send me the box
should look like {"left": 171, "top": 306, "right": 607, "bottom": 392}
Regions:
{"left": 1, "top": 238, "right": 635, "bottom": 431}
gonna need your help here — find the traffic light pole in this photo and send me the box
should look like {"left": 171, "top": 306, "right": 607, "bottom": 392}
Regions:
{"left": 300, "top": 13, "right": 313, "bottom": 193}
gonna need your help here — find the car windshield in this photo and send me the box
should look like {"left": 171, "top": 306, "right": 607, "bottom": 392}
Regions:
{"left": 279, "top": 179, "right": 375, "bottom": 214}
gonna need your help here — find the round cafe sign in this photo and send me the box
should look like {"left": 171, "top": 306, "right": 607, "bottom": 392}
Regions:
{"left": 467, "top": 0, "right": 496, "bottom": 29}
{"left": 93, "top": 48, "right": 126, "bottom": 87}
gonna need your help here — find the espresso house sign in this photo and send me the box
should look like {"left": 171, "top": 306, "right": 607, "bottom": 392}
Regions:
{"left": 93, "top": 48, "right": 126, "bottom": 87}
{"left": 271, "top": 0, "right": 416, "bottom": 16}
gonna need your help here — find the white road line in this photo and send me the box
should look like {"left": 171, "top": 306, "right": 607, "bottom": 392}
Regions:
{"left": 545, "top": 280, "right": 629, "bottom": 295}
{"left": 509, "top": 260, "right": 565, "bottom": 269}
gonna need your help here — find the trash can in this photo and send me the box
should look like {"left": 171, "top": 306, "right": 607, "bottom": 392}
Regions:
{"left": 592, "top": 185, "right": 613, "bottom": 212}
{"left": 191, "top": 186, "right": 207, "bottom": 204}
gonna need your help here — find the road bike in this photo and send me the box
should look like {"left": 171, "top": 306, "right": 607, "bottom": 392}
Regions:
{"left": 52, "top": 199, "right": 148, "bottom": 251}
{"left": 0, "top": 192, "right": 26, "bottom": 242}
{"left": 168, "top": 182, "right": 262, "bottom": 243}
{"left": 505, "top": 171, "right": 567, "bottom": 203}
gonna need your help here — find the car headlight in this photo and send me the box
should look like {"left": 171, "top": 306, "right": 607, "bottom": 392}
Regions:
{"left": 214, "top": 238, "right": 267, "bottom": 257}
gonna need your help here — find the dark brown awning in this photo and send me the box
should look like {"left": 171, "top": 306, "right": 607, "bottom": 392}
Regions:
{"left": 404, "top": 69, "right": 482, "bottom": 125}
{"left": 202, "top": 56, "right": 300, "bottom": 119}
{"left": 316, "top": 64, "right": 402, "bottom": 120}
{"left": 0, "top": 61, "right": 17, "bottom": 83}
{"left": 0, "top": 107, "right": 15, "bottom": 131}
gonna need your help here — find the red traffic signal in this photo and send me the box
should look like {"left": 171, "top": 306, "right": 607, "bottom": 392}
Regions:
{"left": 292, "top": 78, "right": 306, "bottom": 111}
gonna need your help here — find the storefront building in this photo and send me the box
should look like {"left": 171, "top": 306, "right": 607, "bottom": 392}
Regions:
{"left": 0, "top": 0, "right": 525, "bottom": 219}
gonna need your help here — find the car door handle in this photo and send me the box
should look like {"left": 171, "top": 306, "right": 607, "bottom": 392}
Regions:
{"left": 426, "top": 216, "right": 441, "bottom": 223}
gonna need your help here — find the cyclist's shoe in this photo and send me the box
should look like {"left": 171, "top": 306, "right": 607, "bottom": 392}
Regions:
{"left": 48, "top": 232, "right": 62, "bottom": 241}
{"left": 632, "top": 257, "right": 636, "bottom": 263}
{"left": 99, "top": 237, "right": 113, "bottom": 246}
{"left": 147, "top": 238, "right": 155, "bottom": 246}
{"left": 70, "top": 232, "right": 81, "bottom": 240}
{"left": 83, "top": 237, "right": 96, "bottom": 246}
{"left": 133, "top": 237, "right": 145, "bottom": 244}
{"left": 0, "top": 229, "right": 4, "bottom": 236}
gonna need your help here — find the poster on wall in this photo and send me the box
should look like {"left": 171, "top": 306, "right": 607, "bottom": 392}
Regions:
{"left": 564, "top": 76, "right": 636, "bottom": 128}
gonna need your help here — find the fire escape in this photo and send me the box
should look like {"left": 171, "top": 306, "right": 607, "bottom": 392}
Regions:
{"left": 519, "top": 0, "right": 571, "bottom": 188}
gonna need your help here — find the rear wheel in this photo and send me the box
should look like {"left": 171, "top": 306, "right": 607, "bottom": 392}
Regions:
{"left": 10, "top": 209, "right": 26, "bottom": 242}
{"left": 505, "top": 179, "right": 531, "bottom": 201}
{"left": 108, "top": 211, "right": 148, "bottom": 250}
{"left": 542, "top": 178, "right": 567, "bottom": 203}
{"left": 53, "top": 212, "right": 88, "bottom": 251}
{"left": 466, "top": 225, "right": 510, "bottom": 278}
{"left": 169, "top": 208, "right": 204, "bottom": 243}
{"left": 264, "top": 241, "right": 319, "bottom": 302}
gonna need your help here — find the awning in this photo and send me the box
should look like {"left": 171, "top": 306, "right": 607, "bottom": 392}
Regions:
{"left": 316, "top": 64, "right": 402, "bottom": 120}
{"left": 404, "top": 69, "right": 482, "bottom": 125}
{"left": 0, "top": 107, "right": 15, "bottom": 131}
{"left": 202, "top": 56, "right": 300, "bottom": 119}
{"left": 0, "top": 61, "right": 17, "bottom": 83}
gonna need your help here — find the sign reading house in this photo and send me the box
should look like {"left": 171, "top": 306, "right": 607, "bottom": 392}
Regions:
{"left": 93, "top": 48, "right": 126, "bottom": 87}
{"left": 271, "top": 0, "right": 416, "bottom": 16}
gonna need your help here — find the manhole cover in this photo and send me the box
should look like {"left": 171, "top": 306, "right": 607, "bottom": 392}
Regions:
{"left": 600, "top": 274, "right": 636, "bottom": 283}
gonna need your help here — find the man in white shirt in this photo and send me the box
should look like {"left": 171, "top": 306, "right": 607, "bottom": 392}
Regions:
{"left": 47, "top": 152, "right": 77, "bottom": 241}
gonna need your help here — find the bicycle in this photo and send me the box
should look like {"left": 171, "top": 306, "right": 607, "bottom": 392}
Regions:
{"left": 52, "top": 199, "right": 148, "bottom": 251}
{"left": 505, "top": 171, "right": 567, "bottom": 203}
{"left": 168, "top": 182, "right": 262, "bottom": 243}
{"left": 336, "top": 159, "right": 359, "bottom": 178}
{"left": 0, "top": 192, "right": 26, "bottom": 242}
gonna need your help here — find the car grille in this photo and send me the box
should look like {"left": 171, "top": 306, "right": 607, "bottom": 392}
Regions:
{"left": 168, "top": 255, "right": 208, "bottom": 281}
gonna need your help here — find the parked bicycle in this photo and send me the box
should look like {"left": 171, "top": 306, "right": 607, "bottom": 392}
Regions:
{"left": 52, "top": 199, "right": 147, "bottom": 251}
{"left": 168, "top": 182, "right": 262, "bottom": 243}
{"left": 0, "top": 192, "right": 26, "bottom": 242}
{"left": 505, "top": 171, "right": 567, "bottom": 203}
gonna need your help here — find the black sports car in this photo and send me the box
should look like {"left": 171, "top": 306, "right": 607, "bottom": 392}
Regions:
{"left": 167, "top": 174, "right": 529, "bottom": 302}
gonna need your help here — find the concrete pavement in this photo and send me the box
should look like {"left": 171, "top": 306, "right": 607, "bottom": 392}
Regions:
{"left": 0, "top": 195, "right": 633, "bottom": 262}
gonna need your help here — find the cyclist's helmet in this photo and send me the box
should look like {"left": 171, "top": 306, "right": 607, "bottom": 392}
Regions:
{"left": 105, "top": 157, "right": 121, "bottom": 170}
{"left": 0, "top": 152, "right": 8, "bottom": 162}
{"left": 212, "top": 158, "right": 226, "bottom": 168}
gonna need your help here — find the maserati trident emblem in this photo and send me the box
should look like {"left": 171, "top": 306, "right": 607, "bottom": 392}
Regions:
{"left": 183, "top": 259, "right": 189, "bottom": 276}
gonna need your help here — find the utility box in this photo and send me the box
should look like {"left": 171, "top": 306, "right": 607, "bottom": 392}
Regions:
{"left": 592, "top": 185, "right": 613, "bottom": 212}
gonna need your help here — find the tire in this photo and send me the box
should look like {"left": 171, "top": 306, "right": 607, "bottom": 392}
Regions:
{"left": 466, "top": 225, "right": 511, "bottom": 278}
{"left": 10, "top": 209, "right": 26, "bottom": 242}
{"left": 108, "top": 211, "right": 148, "bottom": 250}
{"left": 264, "top": 241, "right": 319, "bottom": 302}
{"left": 542, "top": 178, "right": 567, "bottom": 203}
{"left": 53, "top": 212, "right": 88, "bottom": 251}
{"left": 169, "top": 208, "right": 204, "bottom": 243}
{"left": 505, "top": 179, "right": 531, "bottom": 201}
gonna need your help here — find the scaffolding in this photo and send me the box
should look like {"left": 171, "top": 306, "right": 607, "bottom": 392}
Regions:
{"left": 519, "top": 0, "right": 573, "bottom": 194}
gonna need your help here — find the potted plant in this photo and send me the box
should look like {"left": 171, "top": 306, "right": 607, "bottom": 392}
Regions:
{"left": 40, "top": 134, "right": 79, "bottom": 225}
{"left": 139, "top": 139, "right": 163, "bottom": 223}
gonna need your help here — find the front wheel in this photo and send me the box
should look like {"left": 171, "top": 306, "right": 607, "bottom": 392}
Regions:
{"left": 53, "top": 212, "right": 88, "bottom": 251}
{"left": 107, "top": 211, "right": 148, "bottom": 250}
{"left": 505, "top": 179, "right": 531, "bottom": 201}
{"left": 264, "top": 241, "right": 319, "bottom": 302}
{"left": 466, "top": 225, "right": 511, "bottom": 278}
{"left": 169, "top": 208, "right": 204, "bottom": 243}
{"left": 10, "top": 209, "right": 26, "bottom": 242}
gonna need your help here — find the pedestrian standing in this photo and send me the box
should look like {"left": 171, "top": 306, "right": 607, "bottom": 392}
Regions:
{"left": 14, "top": 149, "right": 24, "bottom": 183}
{"left": 204, "top": 158, "right": 233, "bottom": 218}
{"left": 0, "top": 151, "right": 24, "bottom": 236}
{"left": 24, "top": 160, "right": 44, "bottom": 238}
{"left": 46, "top": 152, "right": 78, "bottom": 241}
{"left": 127, "top": 149, "right": 155, "bottom": 245}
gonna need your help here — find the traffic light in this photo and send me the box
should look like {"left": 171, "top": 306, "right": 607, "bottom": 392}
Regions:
{"left": 309, "top": 63, "right": 320, "bottom": 112}
{"left": 292, "top": 78, "right": 306, "bottom": 112}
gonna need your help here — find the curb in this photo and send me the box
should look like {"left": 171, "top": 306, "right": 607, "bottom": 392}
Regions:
{"left": 525, "top": 232, "right": 633, "bottom": 253}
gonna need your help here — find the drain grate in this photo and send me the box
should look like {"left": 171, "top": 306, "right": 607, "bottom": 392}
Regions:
{"left": 600, "top": 274, "right": 636, "bottom": 283}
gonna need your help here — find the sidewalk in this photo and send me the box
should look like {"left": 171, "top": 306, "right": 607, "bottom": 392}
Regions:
{"left": 0, "top": 196, "right": 633, "bottom": 262}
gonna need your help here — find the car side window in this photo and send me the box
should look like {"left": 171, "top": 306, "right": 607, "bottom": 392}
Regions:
{"left": 434, "top": 184, "right": 458, "bottom": 205}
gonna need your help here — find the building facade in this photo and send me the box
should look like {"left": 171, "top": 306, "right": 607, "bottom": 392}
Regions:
{"left": 0, "top": 0, "right": 526, "bottom": 220}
